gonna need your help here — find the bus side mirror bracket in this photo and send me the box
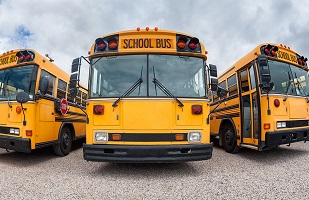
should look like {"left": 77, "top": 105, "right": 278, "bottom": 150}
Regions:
{"left": 16, "top": 91, "right": 29, "bottom": 126}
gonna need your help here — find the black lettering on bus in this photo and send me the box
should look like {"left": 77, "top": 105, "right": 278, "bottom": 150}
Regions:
{"left": 123, "top": 39, "right": 129, "bottom": 49}
{"left": 9, "top": 55, "right": 17, "bottom": 63}
{"left": 134, "top": 39, "right": 139, "bottom": 48}
{"left": 144, "top": 38, "right": 149, "bottom": 48}
{"left": 166, "top": 39, "right": 171, "bottom": 48}
{"left": 138, "top": 39, "right": 143, "bottom": 48}
{"left": 156, "top": 39, "right": 161, "bottom": 48}
{"left": 290, "top": 55, "right": 297, "bottom": 63}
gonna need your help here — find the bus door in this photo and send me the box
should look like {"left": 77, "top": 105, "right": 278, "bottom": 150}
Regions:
{"left": 239, "top": 65, "right": 259, "bottom": 146}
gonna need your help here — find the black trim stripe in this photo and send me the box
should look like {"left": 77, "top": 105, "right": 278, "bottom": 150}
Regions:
{"left": 55, "top": 118, "right": 86, "bottom": 123}
{"left": 66, "top": 111, "right": 86, "bottom": 117}
{"left": 215, "top": 112, "right": 240, "bottom": 119}
{"left": 211, "top": 94, "right": 239, "bottom": 106}
{"left": 211, "top": 104, "right": 239, "bottom": 114}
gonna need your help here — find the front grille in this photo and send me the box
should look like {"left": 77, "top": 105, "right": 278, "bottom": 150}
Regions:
{"left": 108, "top": 133, "right": 188, "bottom": 142}
{"left": 0, "top": 126, "right": 20, "bottom": 136}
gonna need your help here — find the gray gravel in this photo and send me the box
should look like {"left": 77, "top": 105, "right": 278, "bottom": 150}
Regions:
{"left": 1, "top": 139, "right": 309, "bottom": 199}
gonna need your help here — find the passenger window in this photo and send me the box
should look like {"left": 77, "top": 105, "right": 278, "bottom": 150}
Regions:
{"left": 57, "top": 79, "right": 67, "bottom": 99}
{"left": 40, "top": 70, "right": 56, "bottom": 96}
{"left": 228, "top": 74, "right": 237, "bottom": 95}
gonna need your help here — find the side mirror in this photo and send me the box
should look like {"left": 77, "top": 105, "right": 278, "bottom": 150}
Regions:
{"left": 69, "top": 73, "right": 78, "bottom": 89}
{"left": 258, "top": 54, "right": 268, "bottom": 67}
{"left": 39, "top": 76, "right": 49, "bottom": 95}
{"left": 69, "top": 88, "right": 78, "bottom": 99}
{"left": 209, "top": 64, "right": 217, "bottom": 77}
{"left": 16, "top": 91, "right": 29, "bottom": 103}
{"left": 71, "top": 58, "right": 81, "bottom": 73}
{"left": 217, "top": 86, "right": 228, "bottom": 98}
{"left": 210, "top": 78, "right": 218, "bottom": 91}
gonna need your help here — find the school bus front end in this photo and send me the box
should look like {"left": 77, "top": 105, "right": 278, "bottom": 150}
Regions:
{"left": 71, "top": 28, "right": 217, "bottom": 162}
{"left": 210, "top": 43, "right": 308, "bottom": 153}
{"left": 84, "top": 99, "right": 212, "bottom": 163}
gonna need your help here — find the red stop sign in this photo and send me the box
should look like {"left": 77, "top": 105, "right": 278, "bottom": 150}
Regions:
{"left": 60, "top": 98, "right": 68, "bottom": 115}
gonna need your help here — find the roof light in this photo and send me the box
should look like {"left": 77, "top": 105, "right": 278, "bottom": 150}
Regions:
{"left": 16, "top": 50, "right": 35, "bottom": 63}
{"left": 188, "top": 37, "right": 199, "bottom": 50}
{"left": 108, "top": 38, "right": 118, "bottom": 50}
{"left": 95, "top": 38, "right": 106, "bottom": 51}
{"left": 146, "top": 27, "right": 149, "bottom": 31}
{"left": 177, "top": 36, "right": 187, "bottom": 49}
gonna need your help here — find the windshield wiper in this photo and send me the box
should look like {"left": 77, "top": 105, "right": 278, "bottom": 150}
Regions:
{"left": 293, "top": 72, "right": 309, "bottom": 102}
{"left": 152, "top": 66, "right": 184, "bottom": 107}
{"left": 112, "top": 66, "right": 143, "bottom": 107}
{"left": 283, "top": 71, "right": 293, "bottom": 101}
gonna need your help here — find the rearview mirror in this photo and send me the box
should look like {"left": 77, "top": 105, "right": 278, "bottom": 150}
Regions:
{"left": 71, "top": 58, "right": 81, "bottom": 73}
{"left": 16, "top": 91, "right": 29, "bottom": 103}
{"left": 209, "top": 64, "right": 217, "bottom": 77}
{"left": 210, "top": 78, "right": 218, "bottom": 91}
{"left": 39, "top": 76, "right": 49, "bottom": 95}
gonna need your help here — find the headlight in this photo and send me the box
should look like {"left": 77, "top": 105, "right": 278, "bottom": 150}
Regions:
{"left": 277, "top": 122, "right": 287, "bottom": 128}
{"left": 188, "top": 131, "right": 201, "bottom": 143}
{"left": 94, "top": 131, "right": 108, "bottom": 142}
{"left": 10, "top": 128, "right": 20, "bottom": 135}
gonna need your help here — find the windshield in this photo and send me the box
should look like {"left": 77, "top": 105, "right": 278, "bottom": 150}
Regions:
{"left": 90, "top": 55, "right": 206, "bottom": 98}
{"left": 0, "top": 65, "right": 38, "bottom": 100}
{"left": 266, "top": 60, "right": 309, "bottom": 96}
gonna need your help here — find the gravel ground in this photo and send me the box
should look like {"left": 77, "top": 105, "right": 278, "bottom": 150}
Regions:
{"left": 0, "top": 139, "right": 309, "bottom": 200}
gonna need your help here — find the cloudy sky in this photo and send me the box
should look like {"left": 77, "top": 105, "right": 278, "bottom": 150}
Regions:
{"left": 1, "top": 0, "right": 309, "bottom": 84}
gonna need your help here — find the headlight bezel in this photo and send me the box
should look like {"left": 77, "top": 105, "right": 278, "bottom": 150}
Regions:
{"left": 188, "top": 131, "right": 202, "bottom": 143}
{"left": 94, "top": 131, "right": 108, "bottom": 142}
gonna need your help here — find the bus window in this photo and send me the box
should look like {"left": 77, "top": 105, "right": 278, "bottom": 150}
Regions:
{"left": 57, "top": 79, "right": 67, "bottom": 99}
{"left": 40, "top": 70, "right": 56, "bottom": 96}
{"left": 227, "top": 74, "right": 237, "bottom": 95}
{"left": 249, "top": 66, "right": 256, "bottom": 90}
{"left": 240, "top": 70, "right": 249, "bottom": 93}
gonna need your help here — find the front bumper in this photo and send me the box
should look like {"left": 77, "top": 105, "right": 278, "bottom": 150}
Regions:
{"left": 265, "top": 128, "right": 309, "bottom": 146}
{"left": 0, "top": 135, "right": 31, "bottom": 153}
{"left": 83, "top": 143, "right": 213, "bottom": 163}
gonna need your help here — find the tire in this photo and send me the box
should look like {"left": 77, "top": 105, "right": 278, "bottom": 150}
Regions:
{"left": 53, "top": 127, "right": 72, "bottom": 156}
{"left": 221, "top": 124, "right": 239, "bottom": 153}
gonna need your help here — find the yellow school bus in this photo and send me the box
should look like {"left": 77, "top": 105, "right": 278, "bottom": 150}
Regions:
{"left": 0, "top": 49, "right": 87, "bottom": 156}
{"left": 69, "top": 27, "right": 218, "bottom": 162}
{"left": 210, "top": 43, "right": 309, "bottom": 153}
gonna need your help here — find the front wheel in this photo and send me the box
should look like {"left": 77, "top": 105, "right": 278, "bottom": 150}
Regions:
{"left": 53, "top": 127, "right": 72, "bottom": 156}
{"left": 221, "top": 124, "right": 239, "bottom": 153}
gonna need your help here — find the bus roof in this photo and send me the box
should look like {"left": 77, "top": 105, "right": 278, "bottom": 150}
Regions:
{"left": 218, "top": 43, "right": 308, "bottom": 80}
{"left": 88, "top": 27, "right": 207, "bottom": 59}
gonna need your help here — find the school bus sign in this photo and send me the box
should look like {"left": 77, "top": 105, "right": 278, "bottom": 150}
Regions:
{"left": 0, "top": 54, "right": 17, "bottom": 66}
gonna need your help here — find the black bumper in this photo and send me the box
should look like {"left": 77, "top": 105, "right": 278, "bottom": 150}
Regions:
{"left": 83, "top": 143, "right": 213, "bottom": 163}
{"left": 0, "top": 135, "right": 31, "bottom": 153}
{"left": 266, "top": 128, "right": 309, "bottom": 146}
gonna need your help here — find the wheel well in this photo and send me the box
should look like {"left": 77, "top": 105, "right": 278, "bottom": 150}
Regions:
{"left": 219, "top": 119, "right": 236, "bottom": 146}
{"left": 57, "top": 123, "right": 76, "bottom": 143}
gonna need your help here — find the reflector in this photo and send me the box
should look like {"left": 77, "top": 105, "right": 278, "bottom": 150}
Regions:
{"left": 274, "top": 99, "right": 280, "bottom": 107}
{"left": 93, "top": 105, "right": 104, "bottom": 115}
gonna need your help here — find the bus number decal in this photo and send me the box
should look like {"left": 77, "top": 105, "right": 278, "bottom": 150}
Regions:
{"left": 0, "top": 55, "right": 17, "bottom": 66}
{"left": 122, "top": 38, "right": 172, "bottom": 49}
{"left": 277, "top": 51, "right": 298, "bottom": 64}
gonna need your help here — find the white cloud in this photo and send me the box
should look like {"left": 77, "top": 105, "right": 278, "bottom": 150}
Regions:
{"left": 0, "top": 0, "right": 308, "bottom": 77}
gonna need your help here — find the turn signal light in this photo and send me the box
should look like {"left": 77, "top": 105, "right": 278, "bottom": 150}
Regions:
{"left": 175, "top": 134, "right": 184, "bottom": 141}
{"left": 191, "top": 105, "right": 203, "bottom": 115}
{"left": 93, "top": 105, "right": 104, "bottom": 115}
{"left": 26, "top": 130, "right": 32, "bottom": 136}
{"left": 264, "top": 123, "right": 271, "bottom": 129}
{"left": 112, "top": 134, "right": 121, "bottom": 141}
{"left": 16, "top": 106, "right": 22, "bottom": 114}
